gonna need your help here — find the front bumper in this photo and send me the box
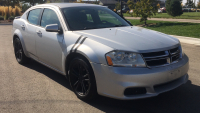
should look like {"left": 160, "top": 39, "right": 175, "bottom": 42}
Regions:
{"left": 91, "top": 55, "right": 189, "bottom": 100}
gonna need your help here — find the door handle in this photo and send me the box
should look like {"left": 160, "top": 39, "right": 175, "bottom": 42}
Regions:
{"left": 21, "top": 25, "right": 25, "bottom": 29}
{"left": 36, "top": 30, "right": 42, "bottom": 35}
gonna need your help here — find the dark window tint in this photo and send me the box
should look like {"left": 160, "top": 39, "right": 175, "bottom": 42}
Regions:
{"left": 27, "top": 9, "right": 41, "bottom": 25}
{"left": 41, "top": 9, "right": 60, "bottom": 28}
{"left": 62, "top": 7, "right": 130, "bottom": 30}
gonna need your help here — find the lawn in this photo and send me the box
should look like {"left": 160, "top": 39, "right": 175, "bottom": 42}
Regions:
{"left": 128, "top": 19, "right": 200, "bottom": 38}
{"left": 124, "top": 12, "right": 200, "bottom": 20}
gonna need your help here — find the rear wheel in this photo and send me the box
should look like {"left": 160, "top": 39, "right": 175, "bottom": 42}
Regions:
{"left": 14, "top": 38, "right": 30, "bottom": 64}
{"left": 68, "top": 57, "right": 97, "bottom": 101}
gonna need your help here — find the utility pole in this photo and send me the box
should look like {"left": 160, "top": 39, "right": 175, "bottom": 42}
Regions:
{"left": 120, "top": 0, "right": 123, "bottom": 17}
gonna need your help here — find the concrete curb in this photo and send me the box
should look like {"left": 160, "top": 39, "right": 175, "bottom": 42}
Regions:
{"left": 171, "top": 35, "right": 200, "bottom": 46}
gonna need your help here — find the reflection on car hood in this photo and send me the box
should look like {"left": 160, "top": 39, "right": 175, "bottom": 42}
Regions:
{"left": 74, "top": 26, "right": 180, "bottom": 53}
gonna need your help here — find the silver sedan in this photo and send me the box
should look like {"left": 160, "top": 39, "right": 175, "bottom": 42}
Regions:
{"left": 12, "top": 3, "right": 189, "bottom": 100}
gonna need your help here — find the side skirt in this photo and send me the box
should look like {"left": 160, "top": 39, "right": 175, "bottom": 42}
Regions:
{"left": 29, "top": 56, "right": 66, "bottom": 76}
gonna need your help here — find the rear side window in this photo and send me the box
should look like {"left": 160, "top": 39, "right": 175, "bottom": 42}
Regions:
{"left": 41, "top": 9, "right": 60, "bottom": 28}
{"left": 27, "top": 9, "right": 41, "bottom": 25}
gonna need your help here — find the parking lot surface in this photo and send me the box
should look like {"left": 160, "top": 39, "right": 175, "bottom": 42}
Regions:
{"left": 0, "top": 25, "right": 200, "bottom": 113}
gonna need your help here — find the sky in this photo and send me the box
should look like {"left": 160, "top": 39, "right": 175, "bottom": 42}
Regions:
{"left": 181, "top": 0, "right": 198, "bottom": 6}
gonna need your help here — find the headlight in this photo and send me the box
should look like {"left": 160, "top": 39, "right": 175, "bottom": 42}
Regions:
{"left": 106, "top": 51, "right": 146, "bottom": 67}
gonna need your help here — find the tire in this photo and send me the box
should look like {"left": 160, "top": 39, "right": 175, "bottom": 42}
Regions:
{"left": 68, "top": 57, "right": 97, "bottom": 101}
{"left": 13, "top": 38, "right": 30, "bottom": 64}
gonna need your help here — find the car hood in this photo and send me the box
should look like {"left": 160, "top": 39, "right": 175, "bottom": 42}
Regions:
{"left": 74, "top": 26, "right": 180, "bottom": 53}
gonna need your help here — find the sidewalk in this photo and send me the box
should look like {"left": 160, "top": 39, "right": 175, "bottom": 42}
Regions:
{"left": 171, "top": 35, "right": 200, "bottom": 46}
{"left": 125, "top": 17, "right": 200, "bottom": 23}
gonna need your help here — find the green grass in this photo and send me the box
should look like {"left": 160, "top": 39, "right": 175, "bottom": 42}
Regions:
{"left": 124, "top": 12, "right": 200, "bottom": 20}
{"left": 128, "top": 19, "right": 200, "bottom": 38}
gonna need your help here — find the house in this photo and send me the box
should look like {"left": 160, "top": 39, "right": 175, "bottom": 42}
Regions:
{"left": 159, "top": 0, "right": 166, "bottom": 7}
{"left": 99, "top": 0, "right": 118, "bottom": 10}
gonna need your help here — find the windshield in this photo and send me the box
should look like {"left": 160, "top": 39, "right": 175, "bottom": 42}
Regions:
{"left": 62, "top": 6, "right": 130, "bottom": 30}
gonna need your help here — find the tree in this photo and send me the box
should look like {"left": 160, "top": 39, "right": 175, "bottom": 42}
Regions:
{"left": 115, "top": 2, "right": 121, "bottom": 11}
{"left": 74, "top": 0, "right": 84, "bottom": 3}
{"left": 157, "top": 3, "right": 160, "bottom": 8}
{"left": 181, "top": 3, "right": 183, "bottom": 7}
{"left": 127, "top": 0, "right": 158, "bottom": 25}
{"left": 127, "top": 0, "right": 135, "bottom": 10}
{"left": 94, "top": 0, "right": 99, "bottom": 4}
{"left": 185, "top": 0, "right": 195, "bottom": 8}
{"left": 198, "top": 2, "right": 200, "bottom": 8}
{"left": 21, "top": 0, "right": 46, "bottom": 6}
{"left": 0, "top": 0, "right": 20, "bottom": 19}
{"left": 21, "top": 3, "right": 31, "bottom": 12}
{"left": 166, "top": 0, "right": 183, "bottom": 17}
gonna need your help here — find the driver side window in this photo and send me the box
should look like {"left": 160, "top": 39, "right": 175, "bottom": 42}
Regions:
{"left": 40, "top": 9, "right": 60, "bottom": 28}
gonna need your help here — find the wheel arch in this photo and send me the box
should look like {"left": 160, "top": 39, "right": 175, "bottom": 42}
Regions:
{"left": 13, "top": 29, "right": 29, "bottom": 57}
{"left": 64, "top": 52, "right": 94, "bottom": 79}
{"left": 62, "top": 38, "right": 113, "bottom": 77}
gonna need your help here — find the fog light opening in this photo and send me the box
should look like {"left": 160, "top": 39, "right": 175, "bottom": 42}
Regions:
{"left": 124, "top": 87, "right": 147, "bottom": 96}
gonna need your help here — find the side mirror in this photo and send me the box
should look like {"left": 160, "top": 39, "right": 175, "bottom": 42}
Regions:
{"left": 46, "top": 24, "right": 63, "bottom": 34}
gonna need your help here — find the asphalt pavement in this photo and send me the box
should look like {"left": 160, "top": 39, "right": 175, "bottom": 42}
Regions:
{"left": 0, "top": 25, "right": 200, "bottom": 113}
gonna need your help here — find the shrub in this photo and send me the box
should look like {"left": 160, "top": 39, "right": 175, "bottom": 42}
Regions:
{"left": 0, "top": 7, "right": 3, "bottom": 16}
{"left": 3, "top": 7, "right": 13, "bottom": 20}
{"left": 0, "top": 16, "right": 4, "bottom": 20}
{"left": 0, "top": 6, "right": 21, "bottom": 20}
{"left": 166, "top": 0, "right": 183, "bottom": 17}
{"left": 13, "top": 6, "right": 21, "bottom": 16}
{"left": 8, "top": 16, "right": 14, "bottom": 20}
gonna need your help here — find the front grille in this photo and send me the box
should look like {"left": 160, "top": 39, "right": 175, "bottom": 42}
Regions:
{"left": 142, "top": 51, "right": 166, "bottom": 58}
{"left": 146, "top": 58, "right": 168, "bottom": 67}
{"left": 170, "top": 47, "right": 179, "bottom": 54}
{"left": 142, "top": 47, "right": 181, "bottom": 67}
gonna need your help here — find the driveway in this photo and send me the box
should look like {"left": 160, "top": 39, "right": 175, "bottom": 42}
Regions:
{"left": 0, "top": 25, "right": 200, "bottom": 113}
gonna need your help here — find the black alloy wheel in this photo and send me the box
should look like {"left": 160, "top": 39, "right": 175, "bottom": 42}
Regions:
{"left": 14, "top": 38, "right": 29, "bottom": 64}
{"left": 69, "top": 57, "right": 97, "bottom": 100}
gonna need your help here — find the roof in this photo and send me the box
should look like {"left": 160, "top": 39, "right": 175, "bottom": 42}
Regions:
{"left": 37, "top": 3, "right": 103, "bottom": 8}
{"left": 99, "top": 0, "right": 117, "bottom": 4}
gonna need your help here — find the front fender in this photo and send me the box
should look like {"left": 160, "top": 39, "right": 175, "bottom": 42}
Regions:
{"left": 62, "top": 36, "right": 113, "bottom": 75}
{"left": 13, "top": 29, "right": 29, "bottom": 57}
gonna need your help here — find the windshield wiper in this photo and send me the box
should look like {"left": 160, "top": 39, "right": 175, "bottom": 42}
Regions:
{"left": 113, "top": 25, "right": 126, "bottom": 27}
{"left": 84, "top": 27, "right": 96, "bottom": 30}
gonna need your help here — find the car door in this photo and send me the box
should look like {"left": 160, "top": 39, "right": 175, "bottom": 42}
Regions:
{"left": 35, "top": 8, "right": 64, "bottom": 71}
{"left": 22, "top": 8, "right": 42, "bottom": 59}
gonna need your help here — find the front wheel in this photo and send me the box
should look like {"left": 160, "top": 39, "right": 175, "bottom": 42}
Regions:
{"left": 68, "top": 57, "right": 97, "bottom": 101}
